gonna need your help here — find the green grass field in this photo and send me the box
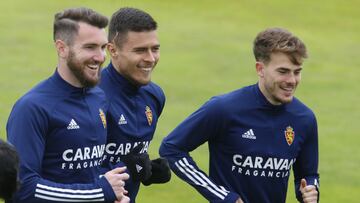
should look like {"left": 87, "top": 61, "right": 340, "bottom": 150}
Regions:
{"left": 1, "top": 0, "right": 359, "bottom": 202}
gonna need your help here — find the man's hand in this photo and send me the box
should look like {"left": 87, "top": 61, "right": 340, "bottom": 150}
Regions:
{"left": 142, "top": 157, "right": 171, "bottom": 186}
{"left": 300, "top": 179, "right": 318, "bottom": 203}
{"left": 114, "top": 195, "right": 130, "bottom": 203}
{"left": 122, "top": 143, "right": 152, "bottom": 181}
{"left": 235, "top": 197, "right": 244, "bottom": 203}
{"left": 104, "top": 167, "right": 129, "bottom": 201}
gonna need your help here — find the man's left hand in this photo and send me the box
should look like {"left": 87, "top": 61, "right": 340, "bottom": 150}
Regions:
{"left": 142, "top": 157, "right": 171, "bottom": 186}
{"left": 122, "top": 144, "right": 152, "bottom": 182}
{"left": 300, "top": 178, "right": 318, "bottom": 203}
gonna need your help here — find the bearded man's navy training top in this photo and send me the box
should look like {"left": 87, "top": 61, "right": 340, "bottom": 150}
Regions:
{"left": 160, "top": 84, "right": 319, "bottom": 203}
{"left": 99, "top": 63, "right": 165, "bottom": 203}
{"left": 7, "top": 70, "right": 116, "bottom": 203}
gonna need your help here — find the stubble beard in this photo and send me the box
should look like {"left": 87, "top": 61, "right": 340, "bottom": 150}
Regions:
{"left": 264, "top": 82, "right": 294, "bottom": 105}
{"left": 67, "top": 50, "right": 101, "bottom": 88}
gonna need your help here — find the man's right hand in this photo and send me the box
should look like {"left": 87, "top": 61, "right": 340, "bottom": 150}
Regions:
{"left": 236, "top": 197, "right": 244, "bottom": 203}
{"left": 114, "top": 195, "right": 130, "bottom": 203}
{"left": 104, "top": 166, "right": 129, "bottom": 201}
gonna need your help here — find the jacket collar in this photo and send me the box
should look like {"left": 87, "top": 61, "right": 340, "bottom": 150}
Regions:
{"left": 107, "top": 62, "right": 141, "bottom": 94}
{"left": 50, "top": 69, "right": 91, "bottom": 95}
{"left": 253, "top": 83, "right": 287, "bottom": 111}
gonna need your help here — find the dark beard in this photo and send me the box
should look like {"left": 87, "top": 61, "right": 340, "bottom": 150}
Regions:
{"left": 67, "top": 51, "right": 101, "bottom": 88}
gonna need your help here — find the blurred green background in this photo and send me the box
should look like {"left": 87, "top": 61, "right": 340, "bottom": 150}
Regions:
{"left": 1, "top": 0, "right": 359, "bottom": 202}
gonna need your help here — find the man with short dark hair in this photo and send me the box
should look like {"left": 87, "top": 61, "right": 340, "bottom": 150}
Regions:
{"left": 160, "top": 28, "right": 319, "bottom": 203}
{"left": 99, "top": 7, "right": 170, "bottom": 203}
{"left": 0, "top": 140, "right": 19, "bottom": 200}
{"left": 7, "top": 7, "right": 129, "bottom": 203}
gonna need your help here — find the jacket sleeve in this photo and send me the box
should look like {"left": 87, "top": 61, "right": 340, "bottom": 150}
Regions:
{"left": 159, "top": 97, "right": 240, "bottom": 203}
{"left": 293, "top": 113, "right": 320, "bottom": 202}
{"left": 6, "top": 99, "right": 116, "bottom": 203}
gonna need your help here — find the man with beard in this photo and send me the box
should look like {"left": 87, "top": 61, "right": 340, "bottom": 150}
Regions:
{"left": 7, "top": 7, "right": 129, "bottom": 203}
{"left": 160, "top": 28, "right": 319, "bottom": 203}
{"left": 99, "top": 7, "right": 170, "bottom": 202}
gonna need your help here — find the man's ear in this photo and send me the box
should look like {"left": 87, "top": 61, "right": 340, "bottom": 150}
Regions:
{"left": 256, "top": 62, "right": 265, "bottom": 77}
{"left": 55, "top": 39, "right": 68, "bottom": 58}
{"left": 107, "top": 43, "right": 118, "bottom": 57}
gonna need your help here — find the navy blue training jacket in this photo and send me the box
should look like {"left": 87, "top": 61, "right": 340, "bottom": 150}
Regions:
{"left": 7, "top": 70, "right": 116, "bottom": 202}
{"left": 160, "top": 84, "right": 319, "bottom": 203}
{"left": 99, "top": 63, "right": 165, "bottom": 203}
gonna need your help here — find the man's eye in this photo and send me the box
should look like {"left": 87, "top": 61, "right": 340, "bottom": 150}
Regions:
{"left": 85, "top": 46, "right": 95, "bottom": 49}
{"left": 134, "top": 49, "right": 145, "bottom": 53}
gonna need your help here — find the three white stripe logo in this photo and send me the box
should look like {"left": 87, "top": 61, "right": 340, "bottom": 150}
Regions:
{"left": 175, "top": 157, "right": 229, "bottom": 200}
{"left": 35, "top": 184, "right": 104, "bottom": 202}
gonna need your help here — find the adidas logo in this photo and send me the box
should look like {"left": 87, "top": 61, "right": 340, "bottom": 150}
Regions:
{"left": 118, "top": 114, "right": 127, "bottom": 125}
{"left": 136, "top": 164, "right": 143, "bottom": 173}
{"left": 67, "top": 119, "right": 80, "bottom": 130}
{"left": 241, "top": 129, "right": 256, "bottom": 139}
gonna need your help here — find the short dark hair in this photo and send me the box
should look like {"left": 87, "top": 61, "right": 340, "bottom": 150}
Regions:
{"left": 54, "top": 7, "right": 108, "bottom": 45}
{"left": 0, "top": 140, "right": 19, "bottom": 199}
{"left": 108, "top": 7, "right": 157, "bottom": 47}
{"left": 253, "top": 27, "right": 307, "bottom": 65}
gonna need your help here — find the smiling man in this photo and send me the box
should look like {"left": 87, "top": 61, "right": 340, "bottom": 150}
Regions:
{"left": 7, "top": 7, "right": 129, "bottom": 203}
{"left": 99, "top": 7, "right": 170, "bottom": 203}
{"left": 160, "top": 28, "right": 319, "bottom": 203}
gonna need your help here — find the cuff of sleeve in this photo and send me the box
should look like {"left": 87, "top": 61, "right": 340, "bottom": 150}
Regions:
{"left": 97, "top": 176, "right": 116, "bottom": 202}
{"left": 222, "top": 191, "right": 240, "bottom": 203}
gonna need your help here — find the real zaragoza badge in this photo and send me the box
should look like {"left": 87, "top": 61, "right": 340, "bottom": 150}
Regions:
{"left": 284, "top": 126, "right": 295, "bottom": 146}
{"left": 145, "top": 106, "right": 153, "bottom": 126}
{"left": 99, "top": 108, "right": 107, "bottom": 129}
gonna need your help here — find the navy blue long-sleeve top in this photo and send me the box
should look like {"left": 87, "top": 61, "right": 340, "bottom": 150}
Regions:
{"left": 7, "top": 70, "right": 116, "bottom": 202}
{"left": 160, "top": 84, "right": 319, "bottom": 203}
{"left": 99, "top": 63, "right": 165, "bottom": 202}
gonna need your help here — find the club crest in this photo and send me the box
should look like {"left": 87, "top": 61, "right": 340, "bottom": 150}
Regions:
{"left": 99, "top": 108, "right": 107, "bottom": 129}
{"left": 284, "top": 126, "right": 295, "bottom": 146}
{"left": 145, "top": 106, "right": 153, "bottom": 126}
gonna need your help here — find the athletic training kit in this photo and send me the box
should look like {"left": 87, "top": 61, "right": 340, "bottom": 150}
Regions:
{"left": 7, "top": 71, "right": 116, "bottom": 202}
{"left": 99, "top": 63, "right": 166, "bottom": 202}
{"left": 160, "top": 84, "right": 319, "bottom": 203}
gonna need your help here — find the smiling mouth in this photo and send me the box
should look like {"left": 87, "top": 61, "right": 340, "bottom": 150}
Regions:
{"left": 281, "top": 87, "right": 293, "bottom": 92}
{"left": 87, "top": 64, "right": 99, "bottom": 70}
{"left": 280, "top": 86, "right": 295, "bottom": 96}
{"left": 138, "top": 65, "right": 153, "bottom": 72}
{"left": 142, "top": 67, "right": 152, "bottom": 72}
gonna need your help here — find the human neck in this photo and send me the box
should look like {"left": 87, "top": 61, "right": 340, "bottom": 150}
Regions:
{"left": 57, "top": 63, "right": 83, "bottom": 88}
